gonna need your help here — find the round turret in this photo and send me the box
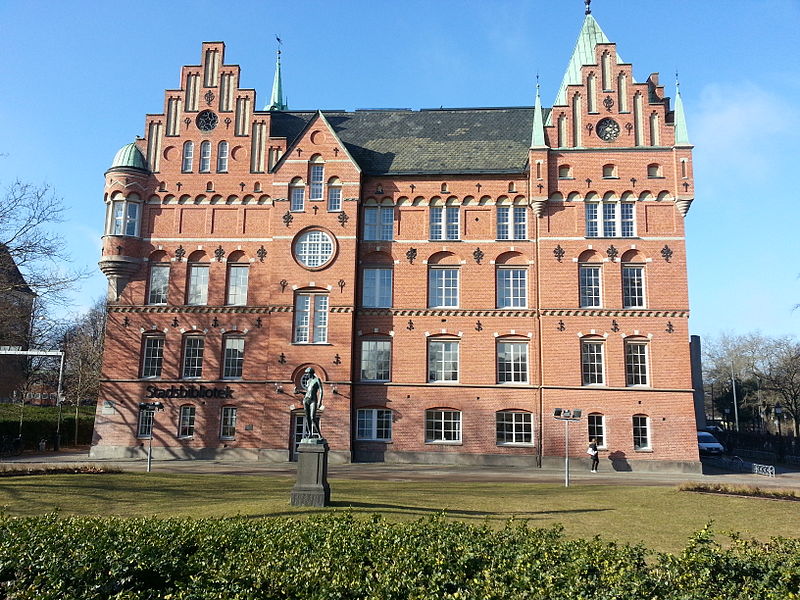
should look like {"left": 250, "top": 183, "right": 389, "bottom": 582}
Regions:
{"left": 107, "top": 143, "right": 149, "bottom": 173}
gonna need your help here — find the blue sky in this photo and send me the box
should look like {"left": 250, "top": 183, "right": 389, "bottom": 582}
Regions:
{"left": 1, "top": 0, "right": 798, "bottom": 338}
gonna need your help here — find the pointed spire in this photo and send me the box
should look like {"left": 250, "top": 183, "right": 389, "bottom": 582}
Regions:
{"left": 673, "top": 74, "right": 691, "bottom": 146}
{"left": 265, "top": 38, "right": 287, "bottom": 111}
{"left": 531, "top": 79, "right": 547, "bottom": 149}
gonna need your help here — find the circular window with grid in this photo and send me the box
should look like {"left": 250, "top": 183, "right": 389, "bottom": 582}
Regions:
{"left": 293, "top": 229, "right": 336, "bottom": 269}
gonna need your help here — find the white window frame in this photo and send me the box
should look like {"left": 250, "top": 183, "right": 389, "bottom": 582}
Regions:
{"left": 217, "top": 141, "right": 229, "bottom": 172}
{"left": 430, "top": 206, "right": 459, "bottom": 240}
{"left": 147, "top": 264, "right": 169, "bottom": 305}
{"left": 497, "top": 206, "right": 527, "bottom": 240}
{"left": 178, "top": 405, "right": 196, "bottom": 438}
{"left": 293, "top": 293, "right": 329, "bottom": 343}
{"left": 581, "top": 340, "right": 605, "bottom": 386}
{"left": 428, "top": 267, "right": 459, "bottom": 308}
{"left": 187, "top": 264, "right": 209, "bottom": 306}
{"left": 182, "top": 141, "right": 194, "bottom": 172}
{"left": 109, "top": 199, "right": 140, "bottom": 236}
{"left": 363, "top": 206, "right": 393, "bottom": 241}
{"left": 585, "top": 201, "right": 636, "bottom": 238}
{"left": 361, "top": 267, "right": 392, "bottom": 308}
{"left": 633, "top": 414, "right": 651, "bottom": 450}
{"left": 141, "top": 336, "right": 165, "bottom": 379}
{"left": 622, "top": 264, "right": 646, "bottom": 308}
{"left": 428, "top": 340, "right": 459, "bottom": 382}
{"left": 137, "top": 407, "right": 155, "bottom": 438}
{"left": 327, "top": 182, "right": 342, "bottom": 211}
{"left": 309, "top": 164, "right": 324, "bottom": 201}
{"left": 199, "top": 140, "right": 211, "bottom": 173}
{"left": 497, "top": 341, "right": 528, "bottom": 384}
{"left": 182, "top": 336, "right": 205, "bottom": 379}
{"left": 220, "top": 406, "right": 237, "bottom": 439}
{"left": 588, "top": 413, "right": 606, "bottom": 448}
{"left": 425, "top": 409, "right": 462, "bottom": 443}
{"left": 579, "top": 264, "right": 602, "bottom": 308}
{"left": 294, "top": 230, "right": 334, "bottom": 268}
{"left": 496, "top": 267, "right": 527, "bottom": 308}
{"left": 625, "top": 341, "right": 649, "bottom": 387}
{"left": 226, "top": 264, "right": 249, "bottom": 306}
{"left": 222, "top": 336, "right": 245, "bottom": 379}
{"left": 290, "top": 184, "right": 305, "bottom": 212}
{"left": 360, "top": 339, "right": 391, "bottom": 382}
{"left": 356, "top": 408, "right": 393, "bottom": 441}
{"left": 496, "top": 411, "right": 533, "bottom": 445}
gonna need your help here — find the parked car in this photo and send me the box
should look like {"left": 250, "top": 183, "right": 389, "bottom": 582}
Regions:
{"left": 703, "top": 424, "right": 725, "bottom": 434}
{"left": 697, "top": 431, "right": 725, "bottom": 455}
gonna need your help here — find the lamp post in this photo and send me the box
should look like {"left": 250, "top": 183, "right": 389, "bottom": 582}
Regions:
{"left": 553, "top": 408, "right": 583, "bottom": 487}
{"left": 774, "top": 402, "right": 783, "bottom": 461}
{"left": 139, "top": 402, "right": 165, "bottom": 472}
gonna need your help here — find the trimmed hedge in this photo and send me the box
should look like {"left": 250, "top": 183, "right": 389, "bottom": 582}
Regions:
{"left": 0, "top": 514, "right": 798, "bottom": 599}
{"left": 0, "top": 405, "right": 95, "bottom": 448}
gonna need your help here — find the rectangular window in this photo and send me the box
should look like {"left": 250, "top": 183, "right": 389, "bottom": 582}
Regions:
{"left": 125, "top": 203, "right": 138, "bottom": 236}
{"left": 633, "top": 415, "right": 650, "bottom": 450}
{"left": 141, "top": 337, "right": 165, "bottom": 378}
{"left": 622, "top": 265, "right": 645, "bottom": 308}
{"left": 425, "top": 409, "right": 461, "bottom": 443}
{"left": 360, "top": 340, "right": 391, "bottom": 381}
{"left": 579, "top": 265, "right": 601, "bottom": 308}
{"left": 327, "top": 186, "right": 342, "bottom": 211}
{"left": 364, "top": 207, "right": 393, "bottom": 240}
{"left": 217, "top": 142, "right": 229, "bottom": 172}
{"left": 182, "top": 143, "right": 193, "bottom": 172}
{"left": 182, "top": 336, "right": 204, "bottom": 379}
{"left": 588, "top": 414, "right": 605, "bottom": 447}
{"left": 220, "top": 406, "right": 237, "bottom": 439}
{"left": 602, "top": 203, "right": 617, "bottom": 237}
{"left": 187, "top": 264, "right": 209, "bottom": 305}
{"left": 496, "top": 411, "right": 533, "bottom": 444}
{"left": 293, "top": 294, "right": 328, "bottom": 343}
{"left": 428, "top": 340, "right": 459, "bottom": 382}
{"left": 362, "top": 267, "right": 392, "bottom": 308}
{"left": 581, "top": 341, "right": 604, "bottom": 385}
{"left": 621, "top": 203, "right": 635, "bottom": 237}
{"left": 222, "top": 337, "right": 245, "bottom": 379}
{"left": 290, "top": 186, "right": 305, "bottom": 212}
{"left": 178, "top": 405, "right": 196, "bottom": 438}
{"left": 112, "top": 201, "right": 125, "bottom": 235}
{"left": 587, "top": 202, "right": 636, "bottom": 237}
{"left": 137, "top": 407, "right": 154, "bottom": 438}
{"left": 430, "top": 206, "right": 459, "bottom": 240}
{"left": 199, "top": 142, "right": 211, "bottom": 173}
{"left": 226, "top": 264, "right": 249, "bottom": 306}
{"left": 625, "top": 342, "right": 648, "bottom": 386}
{"left": 497, "top": 206, "right": 527, "bottom": 240}
{"left": 497, "top": 268, "right": 527, "bottom": 308}
{"left": 309, "top": 165, "right": 324, "bottom": 200}
{"left": 497, "top": 342, "right": 528, "bottom": 383}
{"left": 111, "top": 201, "right": 139, "bottom": 236}
{"left": 356, "top": 408, "right": 392, "bottom": 441}
{"left": 428, "top": 268, "right": 459, "bottom": 308}
{"left": 148, "top": 264, "right": 169, "bottom": 305}
{"left": 585, "top": 203, "right": 599, "bottom": 237}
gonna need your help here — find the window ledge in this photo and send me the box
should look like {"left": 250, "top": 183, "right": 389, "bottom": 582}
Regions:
{"left": 495, "top": 239, "right": 530, "bottom": 242}
{"left": 137, "top": 436, "right": 153, "bottom": 440}
{"left": 602, "top": 176, "right": 620, "bottom": 180}
{"left": 356, "top": 439, "right": 393, "bottom": 443}
{"left": 634, "top": 448, "right": 653, "bottom": 453}
{"left": 425, "top": 441, "right": 462, "bottom": 446}
{"left": 497, "top": 443, "right": 534, "bottom": 448}
{"left": 647, "top": 176, "right": 666, "bottom": 179}
{"left": 291, "top": 342, "right": 333, "bottom": 346}
{"left": 220, "top": 437, "right": 235, "bottom": 442}
{"left": 558, "top": 177, "right": 575, "bottom": 180}
{"left": 360, "top": 380, "right": 390, "bottom": 384}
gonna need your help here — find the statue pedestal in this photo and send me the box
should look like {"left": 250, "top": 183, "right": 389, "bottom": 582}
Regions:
{"left": 291, "top": 438, "right": 330, "bottom": 507}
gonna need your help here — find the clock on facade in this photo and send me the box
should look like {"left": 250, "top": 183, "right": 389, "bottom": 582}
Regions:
{"left": 596, "top": 118, "right": 620, "bottom": 142}
{"left": 196, "top": 110, "right": 218, "bottom": 132}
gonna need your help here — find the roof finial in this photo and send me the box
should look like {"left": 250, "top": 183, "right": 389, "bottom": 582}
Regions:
{"left": 266, "top": 35, "right": 287, "bottom": 111}
{"left": 675, "top": 70, "right": 680, "bottom": 90}
{"left": 585, "top": 0, "right": 591, "bottom": 15}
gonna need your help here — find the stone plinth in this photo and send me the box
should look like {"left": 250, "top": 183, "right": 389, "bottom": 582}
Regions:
{"left": 290, "top": 438, "right": 330, "bottom": 507}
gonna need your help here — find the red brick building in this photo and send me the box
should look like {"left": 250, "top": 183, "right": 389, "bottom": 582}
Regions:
{"left": 92, "top": 11, "right": 700, "bottom": 471}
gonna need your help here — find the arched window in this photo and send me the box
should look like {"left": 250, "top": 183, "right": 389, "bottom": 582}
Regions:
{"left": 625, "top": 339, "right": 649, "bottom": 386}
{"left": 217, "top": 141, "right": 229, "bottom": 172}
{"left": 621, "top": 257, "right": 646, "bottom": 308}
{"left": 186, "top": 250, "right": 209, "bottom": 305}
{"left": 147, "top": 253, "right": 169, "bottom": 305}
{"left": 182, "top": 335, "right": 205, "bottom": 379}
{"left": 581, "top": 337, "right": 605, "bottom": 386}
{"left": 649, "top": 112, "right": 661, "bottom": 146}
{"left": 140, "top": 334, "right": 165, "bottom": 378}
{"left": 226, "top": 251, "right": 249, "bottom": 306}
{"left": 587, "top": 73, "right": 597, "bottom": 113}
{"left": 199, "top": 141, "right": 211, "bottom": 172}
{"left": 578, "top": 250, "right": 602, "bottom": 308}
{"left": 327, "top": 177, "right": 342, "bottom": 211}
{"left": 182, "top": 141, "right": 194, "bottom": 172}
{"left": 309, "top": 155, "right": 324, "bottom": 201}
{"left": 293, "top": 290, "right": 329, "bottom": 343}
{"left": 289, "top": 177, "right": 305, "bottom": 212}
{"left": 496, "top": 410, "right": 533, "bottom": 445}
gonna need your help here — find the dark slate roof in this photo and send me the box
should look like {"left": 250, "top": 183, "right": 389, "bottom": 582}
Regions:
{"left": 270, "top": 107, "right": 549, "bottom": 176}
{"left": 0, "top": 245, "right": 33, "bottom": 297}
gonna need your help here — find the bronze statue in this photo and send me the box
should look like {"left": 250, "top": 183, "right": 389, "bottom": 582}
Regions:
{"left": 302, "top": 367, "right": 324, "bottom": 438}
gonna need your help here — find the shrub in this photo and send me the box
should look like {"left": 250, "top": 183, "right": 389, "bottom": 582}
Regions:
{"left": 679, "top": 482, "right": 799, "bottom": 501}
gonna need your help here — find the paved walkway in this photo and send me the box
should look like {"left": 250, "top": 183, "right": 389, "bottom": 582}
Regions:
{"left": 4, "top": 450, "right": 800, "bottom": 489}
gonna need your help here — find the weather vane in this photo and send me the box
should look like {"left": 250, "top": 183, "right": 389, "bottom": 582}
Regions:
{"left": 275, "top": 34, "right": 282, "bottom": 56}
{"left": 585, "top": 0, "right": 591, "bottom": 15}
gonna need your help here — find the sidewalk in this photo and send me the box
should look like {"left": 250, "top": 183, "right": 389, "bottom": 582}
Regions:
{"left": 4, "top": 450, "right": 800, "bottom": 489}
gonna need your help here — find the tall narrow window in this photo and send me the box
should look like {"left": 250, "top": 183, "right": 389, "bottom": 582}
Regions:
{"left": 217, "top": 141, "right": 229, "bottom": 172}
{"left": 199, "top": 141, "right": 211, "bottom": 172}
{"left": 222, "top": 336, "right": 245, "bottom": 379}
{"left": 290, "top": 180, "right": 305, "bottom": 212}
{"left": 633, "top": 415, "right": 650, "bottom": 450}
{"left": 187, "top": 264, "right": 209, "bottom": 305}
{"left": 110, "top": 199, "right": 140, "bottom": 236}
{"left": 360, "top": 340, "right": 391, "bottom": 381}
{"left": 581, "top": 340, "right": 604, "bottom": 385}
{"left": 587, "top": 73, "right": 597, "bottom": 113}
{"left": 141, "top": 336, "right": 165, "bottom": 378}
{"left": 579, "top": 265, "right": 601, "bottom": 308}
{"left": 178, "top": 405, "right": 196, "bottom": 437}
{"left": 361, "top": 267, "right": 392, "bottom": 308}
{"left": 622, "top": 265, "right": 645, "bottom": 308}
{"left": 497, "top": 206, "right": 527, "bottom": 240}
{"left": 625, "top": 341, "right": 648, "bottom": 386}
{"left": 496, "top": 411, "right": 532, "bottom": 444}
{"left": 309, "top": 163, "right": 324, "bottom": 201}
{"left": 585, "top": 203, "right": 599, "bottom": 237}
{"left": 425, "top": 409, "right": 461, "bottom": 442}
{"left": 603, "top": 203, "right": 617, "bottom": 237}
{"left": 182, "top": 141, "right": 194, "bottom": 172}
{"left": 497, "top": 268, "right": 527, "bottom": 308}
{"left": 363, "top": 207, "right": 393, "bottom": 240}
{"left": 620, "top": 203, "right": 635, "bottom": 237}
{"left": 588, "top": 413, "right": 606, "bottom": 447}
{"left": 601, "top": 52, "right": 612, "bottom": 90}
{"left": 148, "top": 264, "right": 170, "bottom": 305}
{"left": 220, "top": 406, "right": 237, "bottom": 439}
{"left": 137, "top": 406, "right": 155, "bottom": 438}
{"left": 226, "top": 264, "right": 249, "bottom": 306}
{"left": 356, "top": 408, "right": 392, "bottom": 441}
{"left": 182, "top": 336, "right": 205, "bottom": 379}
{"left": 293, "top": 293, "right": 328, "bottom": 343}
{"left": 428, "top": 340, "right": 459, "bottom": 382}
{"left": 430, "top": 206, "right": 459, "bottom": 240}
{"left": 428, "top": 268, "right": 459, "bottom": 308}
{"left": 327, "top": 178, "right": 342, "bottom": 211}
{"left": 649, "top": 112, "right": 661, "bottom": 146}
{"left": 497, "top": 342, "right": 528, "bottom": 383}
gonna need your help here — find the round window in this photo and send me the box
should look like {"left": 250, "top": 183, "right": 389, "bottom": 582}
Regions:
{"left": 196, "top": 110, "right": 218, "bottom": 132}
{"left": 293, "top": 230, "right": 335, "bottom": 269}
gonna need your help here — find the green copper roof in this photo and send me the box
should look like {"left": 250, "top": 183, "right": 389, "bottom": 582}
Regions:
{"left": 673, "top": 81, "right": 691, "bottom": 146}
{"left": 266, "top": 50, "right": 287, "bottom": 111}
{"left": 530, "top": 83, "right": 547, "bottom": 148}
{"left": 551, "top": 14, "right": 627, "bottom": 111}
{"left": 109, "top": 143, "right": 148, "bottom": 171}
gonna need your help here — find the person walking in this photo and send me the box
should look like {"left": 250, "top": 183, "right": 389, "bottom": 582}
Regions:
{"left": 588, "top": 438, "right": 599, "bottom": 472}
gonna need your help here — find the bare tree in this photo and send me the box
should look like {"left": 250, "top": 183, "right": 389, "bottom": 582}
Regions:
{"left": 754, "top": 337, "right": 800, "bottom": 437}
{"left": 58, "top": 298, "right": 107, "bottom": 404}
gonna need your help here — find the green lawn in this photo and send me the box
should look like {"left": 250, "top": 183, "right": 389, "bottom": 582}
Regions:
{"left": 1, "top": 472, "right": 798, "bottom": 553}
